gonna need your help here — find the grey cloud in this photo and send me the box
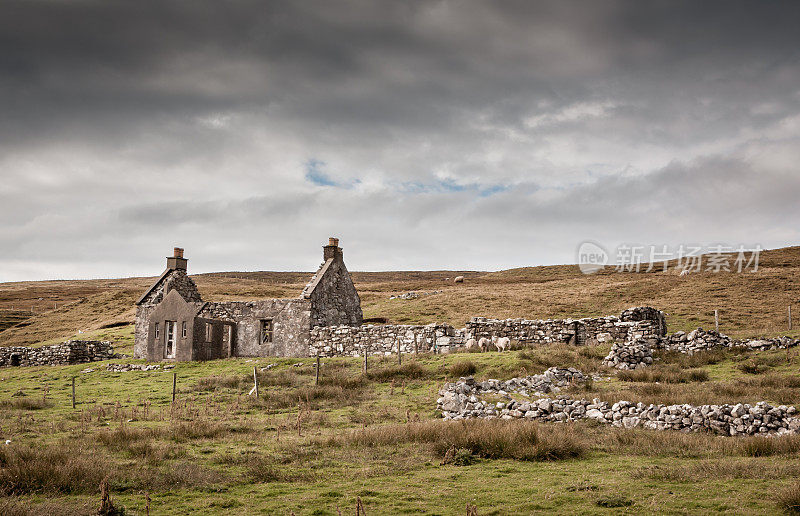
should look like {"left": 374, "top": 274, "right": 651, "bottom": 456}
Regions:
{"left": 1, "top": 1, "right": 799, "bottom": 280}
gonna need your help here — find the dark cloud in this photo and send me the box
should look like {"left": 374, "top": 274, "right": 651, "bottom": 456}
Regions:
{"left": 1, "top": 1, "right": 799, "bottom": 280}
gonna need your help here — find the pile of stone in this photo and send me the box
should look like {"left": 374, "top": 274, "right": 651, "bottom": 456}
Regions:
{"left": 437, "top": 367, "right": 588, "bottom": 416}
{"left": 438, "top": 375, "right": 800, "bottom": 436}
{"left": 106, "top": 363, "right": 167, "bottom": 372}
{"left": 602, "top": 338, "right": 653, "bottom": 369}
{"left": 0, "top": 341, "right": 117, "bottom": 367}
{"left": 389, "top": 290, "right": 442, "bottom": 300}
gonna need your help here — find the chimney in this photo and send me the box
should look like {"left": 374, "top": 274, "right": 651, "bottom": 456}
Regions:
{"left": 166, "top": 247, "right": 188, "bottom": 271}
{"left": 323, "top": 237, "right": 342, "bottom": 261}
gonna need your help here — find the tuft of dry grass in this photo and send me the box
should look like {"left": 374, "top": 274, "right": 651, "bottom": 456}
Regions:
{"left": 334, "top": 419, "right": 586, "bottom": 462}
{"left": 0, "top": 398, "right": 51, "bottom": 410}
{"left": 617, "top": 365, "right": 709, "bottom": 383}
{"left": 365, "top": 361, "right": 431, "bottom": 382}
{"left": 778, "top": 483, "right": 800, "bottom": 514}
{"left": 448, "top": 360, "right": 477, "bottom": 377}
{"left": 0, "top": 442, "right": 111, "bottom": 495}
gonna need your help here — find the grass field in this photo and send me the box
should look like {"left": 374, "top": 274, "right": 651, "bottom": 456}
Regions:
{"left": 2, "top": 247, "right": 800, "bottom": 514}
{"left": 2, "top": 347, "right": 800, "bottom": 514}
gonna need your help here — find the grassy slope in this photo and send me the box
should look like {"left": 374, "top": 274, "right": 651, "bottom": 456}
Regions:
{"left": 1, "top": 247, "right": 799, "bottom": 348}
{"left": 1, "top": 348, "right": 800, "bottom": 515}
{"left": 1, "top": 248, "right": 800, "bottom": 514}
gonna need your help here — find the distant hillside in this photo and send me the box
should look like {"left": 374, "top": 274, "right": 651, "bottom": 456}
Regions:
{"left": 1, "top": 247, "right": 798, "bottom": 348}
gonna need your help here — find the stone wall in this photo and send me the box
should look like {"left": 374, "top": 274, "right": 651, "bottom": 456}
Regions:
{"left": 660, "top": 329, "right": 799, "bottom": 354}
{"left": 464, "top": 313, "right": 663, "bottom": 347}
{"left": 0, "top": 341, "right": 117, "bottom": 367}
{"left": 307, "top": 307, "right": 667, "bottom": 358}
{"left": 437, "top": 374, "right": 800, "bottom": 436}
{"left": 198, "top": 299, "right": 312, "bottom": 358}
{"left": 310, "top": 323, "right": 457, "bottom": 357}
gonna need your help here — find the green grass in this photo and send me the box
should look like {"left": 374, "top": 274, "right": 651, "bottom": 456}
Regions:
{"left": 0, "top": 348, "right": 800, "bottom": 514}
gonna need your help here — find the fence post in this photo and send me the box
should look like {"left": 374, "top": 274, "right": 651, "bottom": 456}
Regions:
{"left": 253, "top": 367, "right": 259, "bottom": 398}
{"left": 397, "top": 338, "right": 402, "bottom": 366}
{"left": 315, "top": 354, "right": 320, "bottom": 386}
{"left": 714, "top": 310, "right": 719, "bottom": 332}
{"left": 172, "top": 373, "right": 177, "bottom": 403}
{"left": 789, "top": 305, "right": 793, "bottom": 331}
{"left": 71, "top": 376, "right": 76, "bottom": 409}
{"left": 363, "top": 347, "right": 368, "bottom": 375}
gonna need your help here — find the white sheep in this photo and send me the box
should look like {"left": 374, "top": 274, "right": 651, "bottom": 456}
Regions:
{"left": 492, "top": 336, "right": 510, "bottom": 352}
{"left": 478, "top": 337, "right": 491, "bottom": 352}
{"left": 464, "top": 337, "right": 478, "bottom": 350}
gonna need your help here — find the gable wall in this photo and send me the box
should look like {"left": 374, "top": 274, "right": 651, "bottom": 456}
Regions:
{"left": 308, "top": 256, "right": 363, "bottom": 328}
{"left": 134, "top": 269, "right": 201, "bottom": 358}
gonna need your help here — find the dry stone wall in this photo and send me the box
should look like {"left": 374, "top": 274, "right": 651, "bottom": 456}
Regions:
{"left": 309, "top": 307, "right": 667, "bottom": 358}
{"left": 310, "top": 323, "right": 457, "bottom": 357}
{"left": 438, "top": 374, "right": 800, "bottom": 436}
{"left": 0, "top": 341, "right": 117, "bottom": 367}
{"left": 465, "top": 313, "right": 664, "bottom": 347}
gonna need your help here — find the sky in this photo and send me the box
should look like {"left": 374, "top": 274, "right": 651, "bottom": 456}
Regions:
{"left": 1, "top": 0, "right": 800, "bottom": 281}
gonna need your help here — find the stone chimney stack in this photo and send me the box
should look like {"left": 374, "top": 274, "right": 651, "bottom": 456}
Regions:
{"left": 166, "top": 247, "right": 188, "bottom": 271}
{"left": 323, "top": 237, "right": 342, "bottom": 261}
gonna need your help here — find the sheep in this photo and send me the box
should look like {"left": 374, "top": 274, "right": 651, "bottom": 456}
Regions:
{"left": 679, "top": 269, "right": 691, "bottom": 277}
{"left": 464, "top": 337, "right": 478, "bottom": 350}
{"left": 454, "top": 276, "right": 464, "bottom": 283}
{"left": 491, "top": 335, "right": 510, "bottom": 352}
{"left": 478, "top": 337, "right": 491, "bottom": 352}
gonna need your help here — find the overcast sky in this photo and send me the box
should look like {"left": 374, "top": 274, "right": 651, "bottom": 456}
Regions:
{"left": 1, "top": 1, "right": 799, "bottom": 281}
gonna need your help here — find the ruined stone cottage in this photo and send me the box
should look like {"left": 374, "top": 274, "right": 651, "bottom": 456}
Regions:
{"left": 134, "top": 238, "right": 363, "bottom": 361}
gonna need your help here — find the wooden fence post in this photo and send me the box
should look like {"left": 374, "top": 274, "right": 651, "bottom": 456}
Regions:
{"left": 397, "top": 338, "right": 402, "bottom": 366}
{"left": 172, "top": 373, "right": 177, "bottom": 403}
{"left": 315, "top": 354, "right": 320, "bottom": 386}
{"left": 714, "top": 310, "right": 719, "bottom": 332}
{"left": 363, "top": 349, "right": 368, "bottom": 375}
{"left": 71, "top": 376, "right": 76, "bottom": 409}
{"left": 253, "top": 367, "right": 259, "bottom": 398}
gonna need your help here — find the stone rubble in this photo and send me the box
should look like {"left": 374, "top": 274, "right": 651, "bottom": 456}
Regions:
{"left": 106, "top": 363, "right": 168, "bottom": 372}
{"left": 389, "top": 290, "right": 443, "bottom": 300}
{"left": 437, "top": 374, "right": 800, "bottom": 436}
{"left": 602, "top": 338, "right": 654, "bottom": 370}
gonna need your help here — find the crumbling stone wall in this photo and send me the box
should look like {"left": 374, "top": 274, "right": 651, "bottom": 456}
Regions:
{"left": 198, "top": 299, "right": 312, "bottom": 357}
{"left": 308, "top": 308, "right": 667, "bottom": 358}
{"left": 0, "top": 341, "right": 117, "bottom": 367}
{"left": 464, "top": 313, "right": 663, "bottom": 346}
{"left": 437, "top": 374, "right": 800, "bottom": 436}
{"left": 310, "top": 323, "right": 457, "bottom": 357}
